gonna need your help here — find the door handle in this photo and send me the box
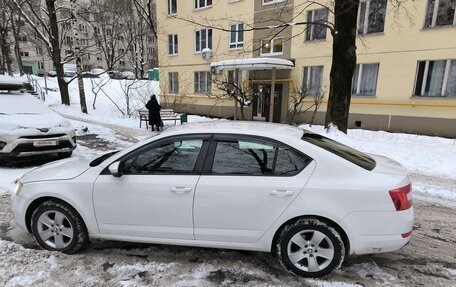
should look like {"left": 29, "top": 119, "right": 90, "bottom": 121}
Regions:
{"left": 270, "top": 190, "right": 294, "bottom": 197}
{"left": 170, "top": 187, "right": 192, "bottom": 193}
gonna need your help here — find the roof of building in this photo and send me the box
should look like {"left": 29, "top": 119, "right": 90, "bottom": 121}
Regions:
{"left": 210, "top": 58, "right": 294, "bottom": 71}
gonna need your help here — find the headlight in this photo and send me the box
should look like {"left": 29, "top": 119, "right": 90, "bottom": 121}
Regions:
{"left": 14, "top": 180, "right": 23, "bottom": 196}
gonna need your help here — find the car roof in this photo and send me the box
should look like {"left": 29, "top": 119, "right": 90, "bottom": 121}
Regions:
{"left": 163, "top": 121, "right": 304, "bottom": 139}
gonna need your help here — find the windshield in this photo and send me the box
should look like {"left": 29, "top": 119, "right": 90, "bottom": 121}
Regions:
{"left": 302, "top": 131, "right": 376, "bottom": 170}
{"left": 90, "top": 150, "right": 120, "bottom": 167}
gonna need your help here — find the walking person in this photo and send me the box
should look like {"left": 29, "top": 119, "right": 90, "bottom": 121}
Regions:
{"left": 145, "top": 95, "right": 162, "bottom": 131}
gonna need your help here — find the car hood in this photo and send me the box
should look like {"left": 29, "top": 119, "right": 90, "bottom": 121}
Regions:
{"left": 21, "top": 157, "right": 93, "bottom": 184}
{"left": 369, "top": 154, "right": 409, "bottom": 176}
{"left": 0, "top": 113, "right": 71, "bottom": 133}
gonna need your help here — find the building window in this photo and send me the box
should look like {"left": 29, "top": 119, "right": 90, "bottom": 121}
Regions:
{"left": 94, "top": 26, "right": 100, "bottom": 35}
{"left": 119, "top": 60, "right": 126, "bottom": 66}
{"left": 36, "top": 47, "right": 43, "bottom": 55}
{"left": 306, "top": 9, "right": 329, "bottom": 41}
{"left": 262, "top": 0, "right": 285, "bottom": 5}
{"left": 96, "top": 40, "right": 102, "bottom": 48}
{"left": 414, "top": 60, "right": 456, "bottom": 97}
{"left": 195, "top": 28, "right": 212, "bottom": 52}
{"left": 38, "top": 62, "right": 44, "bottom": 70}
{"left": 195, "top": 0, "right": 212, "bottom": 9}
{"left": 81, "top": 53, "right": 91, "bottom": 60}
{"left": 358, "top": 0, "right": 387, "bottom": 34}
{"left": 20, "top": 51, "right": 29, "bottom": 57}
{"left": 64, "top": 36, "right": 73, "bottom": 45}
{"left": 65, "top": 50, "right": 73, "bottom": 56}
{"left": 168, "top": 34, "right": 178, "bottom": 55}
{"left": 79, "top": 24, "right": 88, "bottom": 33}
{"left": 194, "top": 71, "right": 211, "bottom": 93}
{"left": 169, "top": 72, "right": 179, "bottom": 94}
{"left": 168, "top": 0, "right": 177, "bottom": 15}
{"left": 81, "top": 39, "right": 89, "bottom": 47}
{"left": 352, "top": 63, "right": 380, "bottom": 96}
{"left": 19, "top": 36, "right": 28, "bottom": 42}
{"left": 425, "top": 0, "right": 456, "bottom": 27}
{"left": 106, "top": 29, "right": 112, "bottom": 36}
{"left": 302, "top": 66, "right": 324, "bottom": 96}
{"left": 229, "top": 23, "right": 244, "bottom": 49}
{"left": 96, "top": 54, "right": 103, "bottom": 61}
{"left": 260, "top": 38, "right": 284, "bottom": 56}
{"left": 227, "top": 70, "right": 243, "bottom": 93}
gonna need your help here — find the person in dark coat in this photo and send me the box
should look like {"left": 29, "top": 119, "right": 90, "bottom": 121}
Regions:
{"left": 145, "top": 95, "right": 162, "bottom": 131}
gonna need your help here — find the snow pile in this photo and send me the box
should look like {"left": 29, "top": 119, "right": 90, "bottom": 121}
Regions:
{"left": 0, "top": 75, "right": 23, "bottom": 86}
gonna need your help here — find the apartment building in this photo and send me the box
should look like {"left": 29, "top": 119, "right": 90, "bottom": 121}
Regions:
{"left": 158, "top": 0, "right": 456, "bottom": 137}
{"left": 11, "top": 0, "right": 158, "bottom": 77}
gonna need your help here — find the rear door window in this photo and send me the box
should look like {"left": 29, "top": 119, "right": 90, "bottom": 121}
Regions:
{"left": 210, "top": 137, "right": 312, "bottom": 176}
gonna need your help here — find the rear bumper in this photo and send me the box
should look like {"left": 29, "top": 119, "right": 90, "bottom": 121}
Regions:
{"left": 341, "top": 207, "right": 414, "bottom": 255}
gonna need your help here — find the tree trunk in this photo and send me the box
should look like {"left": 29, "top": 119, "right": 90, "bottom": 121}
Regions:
{"left": 324, "top": 0, "right": 359, "bottom": 133}
{"left": 76, "top": 55, "right": 88, "bottom": 113}
{"left": 46, "top": 0, "right": 70, "bottom": 105}
{"left": 10, "top": 13, "right": 24, "bottom": 76}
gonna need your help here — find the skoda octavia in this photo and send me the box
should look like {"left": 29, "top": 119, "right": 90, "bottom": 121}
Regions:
{"left": 12, "top": 122, "right": 413, "bottom": 277}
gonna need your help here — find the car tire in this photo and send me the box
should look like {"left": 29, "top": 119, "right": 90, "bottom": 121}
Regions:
{"left": 31, "top": 200, "right": 88, "bottom": 254}
{"left": 275, "top": 218, "right": 345, "bottom": 277}
{"left": 58, "top": 151, "right": 73, "bottom": 158}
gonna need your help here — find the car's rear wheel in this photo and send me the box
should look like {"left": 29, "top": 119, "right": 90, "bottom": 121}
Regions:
{"left": 31, "top": 200, "right": 88, "bottom": 254}
{"left": 275, "top": 218, "right": 345, "bottom": 277}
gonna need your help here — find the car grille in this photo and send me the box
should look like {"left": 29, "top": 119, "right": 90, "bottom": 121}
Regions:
{"left": 19, "top": 134, "right": 67, "bottom": 139}
{"left": 12, "top": 140, "right": 74, "bottom": 153}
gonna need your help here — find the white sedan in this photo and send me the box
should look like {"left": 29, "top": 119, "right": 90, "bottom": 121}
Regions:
{"left": 12, "top": 121, "right": 413, "bottom": 277}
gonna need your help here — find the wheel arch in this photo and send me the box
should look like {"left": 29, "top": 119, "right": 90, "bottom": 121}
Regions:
{"left": 25, "top": 196, "right": 87, "bottom": 233}
{"left": 271, "top": 215, "right": 350, "bottom": 255}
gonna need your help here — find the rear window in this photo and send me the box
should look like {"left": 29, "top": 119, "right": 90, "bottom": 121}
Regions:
{"left": 302, "top": 131, "right": 376, "bottom": 170}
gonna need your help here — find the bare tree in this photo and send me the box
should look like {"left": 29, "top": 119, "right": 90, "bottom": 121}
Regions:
{"left": 289, "top": 80, "right": 324, "bottom": 126}
{"left": 0, "top": 1, "right": 13, "bottom": 75}
{"left": 133, "top": 0, "right": 157, "bottom": 38}
{"left": 211, "top": 73, "right": 255, "bottom": 120}
{"left": 12, "top": 0, "right": 75, "bottom": 105}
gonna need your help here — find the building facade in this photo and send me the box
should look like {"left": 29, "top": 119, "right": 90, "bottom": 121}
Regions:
{"left": 9, "top": 0, "right": 158, "bottom": 77}
{"left": 158, "top": 0, "right": 456, "bottom": 137}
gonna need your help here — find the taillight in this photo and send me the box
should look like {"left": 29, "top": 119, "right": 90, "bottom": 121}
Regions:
{"left": 389, "top": 184, "right": 412, "bottom": 211}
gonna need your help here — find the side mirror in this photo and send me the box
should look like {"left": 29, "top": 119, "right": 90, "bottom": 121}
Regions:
{"left": 108, "top": 161, "right": 123, "bottom": 177}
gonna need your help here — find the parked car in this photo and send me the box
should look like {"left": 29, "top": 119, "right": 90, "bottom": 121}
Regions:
{"left": 83, "top": 69, "right": 107, "bottom": 78}
{"left": 107, "top": 70, "right": 124, "bottom": 80}
{"left": 0, "top": 90, "right": 76, "bottom": 163}
{"left": 121, "top": 71, "right": 135, "bottom": 80}
{"left": 12, "top": 122, "right": 413, "bottom": 277}
{"left": 47, "top": 71, "right": 57, "bottom": 77}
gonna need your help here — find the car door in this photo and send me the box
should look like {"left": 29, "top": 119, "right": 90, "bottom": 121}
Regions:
{"left": 194, "top": 135, "right": 316, "bottom": 243}
{"left": 93, "top": 135, "right": 210, "bottom": 240}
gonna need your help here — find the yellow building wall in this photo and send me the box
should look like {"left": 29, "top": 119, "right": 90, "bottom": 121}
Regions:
{"left": 156, "top": 0, "right": 255, "bottom": 109}
{"left": 291, "top": 0, "right": 456, "bottom": 120}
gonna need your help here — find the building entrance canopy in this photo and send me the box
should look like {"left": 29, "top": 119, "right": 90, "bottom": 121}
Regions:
{"left": 210, "top": 57, "right": 294, "bottom": 71}
{"left": 211, "top": 58, "right": 294, "bottom": 122}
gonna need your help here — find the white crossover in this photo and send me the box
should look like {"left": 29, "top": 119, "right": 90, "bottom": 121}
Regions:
{"left": 0, "top": 92, "right": 76, "bottom": 162}
{"left": 12, "top": 121, "right": 413, "bottom": 277}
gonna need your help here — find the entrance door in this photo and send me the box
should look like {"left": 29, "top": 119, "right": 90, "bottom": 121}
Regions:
{"left": 252, "top": 84, "right": 282, "bottom": 123}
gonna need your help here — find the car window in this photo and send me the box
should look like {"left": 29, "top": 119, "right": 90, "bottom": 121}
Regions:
{"left": 211, "top": 140, "right": 275, "bottom": 175}
{"left": 302, "top": 131, "right": 376, "bottom": 170}
{"left": 275, "top": 147, "right": 313, "bottom": 176}
{"left": 123, "top": 139, "right": 203, "bottom": 174}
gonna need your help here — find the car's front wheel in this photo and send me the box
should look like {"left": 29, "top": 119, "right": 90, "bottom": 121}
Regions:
{"left": 275, "top": 218, "right": 345, "bottom": 277}
{"left": 31, "top": 200, "right": 88, "bottom": 254}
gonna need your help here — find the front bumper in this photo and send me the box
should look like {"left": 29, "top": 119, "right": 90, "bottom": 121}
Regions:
{"left": 0, "top": 134, "right": 76, "bottom": 158}
{"left": 11, "top": 193, "right": 29, "bottom": 233}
